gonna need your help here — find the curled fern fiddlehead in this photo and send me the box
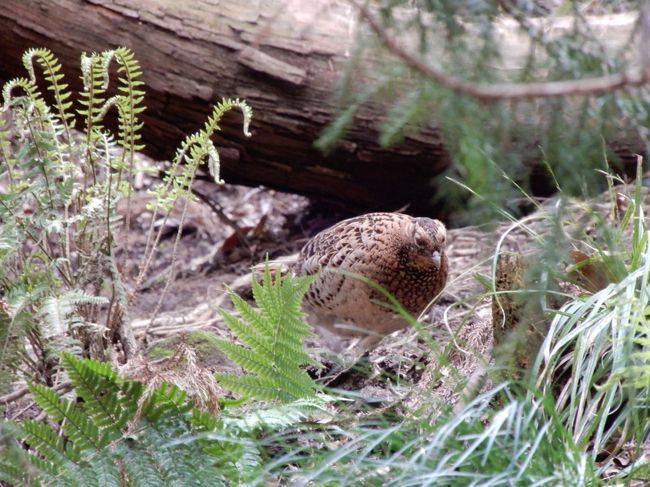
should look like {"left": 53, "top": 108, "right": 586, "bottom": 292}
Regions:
{"left": 22, "top": 48, "right": 76, "bottom": 138}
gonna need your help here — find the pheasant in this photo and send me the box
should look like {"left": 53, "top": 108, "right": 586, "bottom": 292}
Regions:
{"left": 293, "top": 212, "right": 448, "bottom": 349}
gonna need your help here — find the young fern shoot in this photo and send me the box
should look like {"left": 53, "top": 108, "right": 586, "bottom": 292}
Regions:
{"left": 140, "top": 98, "right": 252, "bottom": 327}
{"left": 216, "top": 267, "right": 319, "bottom": 402}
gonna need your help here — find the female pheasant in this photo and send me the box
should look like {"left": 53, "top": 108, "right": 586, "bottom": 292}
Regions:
{"left": 293, "top": 212, "right": 448, "bottom": 349}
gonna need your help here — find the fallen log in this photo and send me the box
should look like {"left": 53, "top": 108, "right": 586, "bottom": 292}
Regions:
{"left": 0, "top": 1, "right": 640, "bottom": 214}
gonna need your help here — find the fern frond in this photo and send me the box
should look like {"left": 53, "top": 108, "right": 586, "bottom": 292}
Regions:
{"left": 216, "top": 373, "right": 293, "bottom": 402}
{"left": 2, "top": 77, "right": 41, "bottom": 109}
{"left": 0, "top": 305, "right": 26, "bottom": 396}
{"left": 217, "top": 346, "right": 311, "bottom": 403}
{"left": 227, "top": 339, "right": 313, "bottom": 389}
{"left": 140, "top": 382, "right": 190, "bottom": 423}
{"left": 0, "top": 109, "right": 17, "bottom": 182}
{"left": 90, "top": 459, "right": 125, "bottom": 487}
{"left": 203, "top": 98, "right": 252, "bottom": 139}
{"left": 28, "top": 383, "right": 106, "bottom": 452}
{"left": 250, "top": 270, "right": 279, "bottom": 323}
{"left": 116, "top": 442, "right": 167, "bottom": 486}
{"left": 22, "top": 48, "right": 75, "bottom": 134}
{"left": 198, "top": 98, "right": 252, "bottom": 184}
{"left": 21, "top": 419, "right": 70, "bottom": 470}
{"left": 113, "top": 47, "right": 146, "bottom": 153}
{"left": 251, "top": 272, "right": 315, "bottom": 360}
{"left": 146, "top": 97, "right": 251, "bottom": 214}
{"left": 157, "top": 98, "right": 252, "bottom": 197}
{"left": 78, "top": 51, "right": 110, "bottom": 166}
{"left": 127, "top": 420, "right": 229, "bottom": 486}
{"left": 0, "top": 462, "right": 28, "bottom": 486}
{"left": 38, "top": 290, "right": 108, "bottom": 338}
{"left": 224, "top": 396, "right": 332, "bottom": 432}
{"left": 220, "top": 308, "right": 274, "bottom": 354}
{"left": 61, "top": 353, "right": 131, "bottom": 433}
{"left": 216, "top": 268, "right": 318, "bottom": 402}
{"left": 28, "top": 383, "right": 73, "bottom": 424}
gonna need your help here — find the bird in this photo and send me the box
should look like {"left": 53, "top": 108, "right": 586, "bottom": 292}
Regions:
{"left": 292, "top": 212, "right": 448, "bottom": 350}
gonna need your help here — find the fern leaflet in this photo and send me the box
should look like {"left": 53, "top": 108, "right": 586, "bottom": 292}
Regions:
{"left": 216, "top": 267, "right": 318, "bottom": 402}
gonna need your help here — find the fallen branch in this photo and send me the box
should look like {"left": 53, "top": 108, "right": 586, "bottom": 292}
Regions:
{"left": 0, "top": 385, "right": 29, "bottom": 404}
{"left": 356, "top": 2, "right": 650, "bottom": 101}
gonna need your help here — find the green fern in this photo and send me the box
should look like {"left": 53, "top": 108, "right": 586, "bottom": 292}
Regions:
{"left": 2, "top": 76, "right": 41, "bottom": 110}
{"left": 113, "top": 47, "right": 146, "bottom": 154}
{"left": 149, "top": 97, "right": 252, "bottom": 212}
{"left": 61, "top": 353, "right": 134, "bottom": 431}
{"left": 78, "top": 51, "right": 111, "bottom": 128}
{"left": 0, "top": 47, "right": 256, "bottom": 396}
{"left": 216, "top": 267, "right": 319, "bottom": 402}
{"left": 0, "top": 47, "right": 272, "bottom": 483}
{"left": 23, "top": 48, "right": 76, "bottom": 136}
{"left": 78, "top": 50, "right": 116, "bottom": 181}
{"left": 0, "top": 353, "right": 269, "bottom": 486}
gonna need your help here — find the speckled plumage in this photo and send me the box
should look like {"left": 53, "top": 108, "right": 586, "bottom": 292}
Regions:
{"left": 293, "top": 212, "right": 448, "bottom": 347}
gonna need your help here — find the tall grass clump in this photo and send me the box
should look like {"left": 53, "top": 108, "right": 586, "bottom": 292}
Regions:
{"left": 259, "top": 170, "right": 650, "bottom": 485}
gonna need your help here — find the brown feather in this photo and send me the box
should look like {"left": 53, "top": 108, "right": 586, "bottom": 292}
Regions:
{"left": 292, "top": 212, "right": 448, "bottom": 346}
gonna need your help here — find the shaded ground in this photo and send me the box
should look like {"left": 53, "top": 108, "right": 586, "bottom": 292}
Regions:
{"left": 119, "top": 167, "right": 650, "bottom": 417}
{"left": 117, "top": 164, "right": 507, "bottom": 410}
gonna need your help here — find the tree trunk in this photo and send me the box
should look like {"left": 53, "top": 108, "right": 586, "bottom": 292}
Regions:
{"left": 0, "top": 1, "right": 639, "bottom": 215}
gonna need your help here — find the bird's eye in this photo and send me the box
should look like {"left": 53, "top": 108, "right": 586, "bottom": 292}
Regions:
{"left": 415, "top": 236, "right": 428, "bottom": 248}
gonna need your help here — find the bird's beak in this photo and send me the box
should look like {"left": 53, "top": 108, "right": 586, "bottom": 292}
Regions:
{"left": 432, "top": 250, "right": 441, "bottom": 268}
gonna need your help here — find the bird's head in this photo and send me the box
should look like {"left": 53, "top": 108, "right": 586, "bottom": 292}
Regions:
{"left": 408, "top": 217, "right": 447, "bottom": 271}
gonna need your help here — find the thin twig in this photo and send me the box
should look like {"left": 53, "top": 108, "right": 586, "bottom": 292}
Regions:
{"left": 0, "top": 385, "right": 29, "bottom": 404}
{"left": 191, "top": 187, "right": 250, "bottom": 247}
{"left": 145, "top": 175, "right": 198, "bottom": 338}
{"left": 354, "top": 2, "right": 650, "bottom": 101}
{"left": 0, "top": 380, "right": 72, "bottom": 407}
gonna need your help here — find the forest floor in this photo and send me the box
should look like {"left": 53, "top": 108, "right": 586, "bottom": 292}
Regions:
{"left": 117, "top": 159, "right": 519, "bottom": 411}
{"left": 4, "top": 151, "right": 648, "bottom": 482}
{"left": 114, "top": 151, "right": 647, "bottom": 427}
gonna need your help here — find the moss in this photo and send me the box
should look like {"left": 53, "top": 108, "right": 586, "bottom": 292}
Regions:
{"left": 147, "top": 331, "right": 230, "bottom": 370}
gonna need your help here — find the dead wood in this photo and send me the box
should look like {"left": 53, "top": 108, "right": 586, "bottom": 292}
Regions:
{"left": 0, "top": 2, "right": 641, "bottom": 213}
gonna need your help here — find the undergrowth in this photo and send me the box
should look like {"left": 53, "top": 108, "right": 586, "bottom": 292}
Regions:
{"left": 0, "top": 47, "right": 329, "bottom": 486}
{"left": 0, "top": 351, "right": 325, "bottom": 486}
{"left": 0, "top": 47, "right": 251, "bottom": 395}
{"left": 258, "top": 170, "right": 650, "bottom": 486}
{"left": 2, "top": 45, "right": 650, "bottom": 486}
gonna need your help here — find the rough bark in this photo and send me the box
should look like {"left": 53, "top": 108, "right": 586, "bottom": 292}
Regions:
{"left": 0, "top": 2, "right": 640, "bottom": 214}
{"left": 0, "top": 0, "right": 452, "bottom": 214}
